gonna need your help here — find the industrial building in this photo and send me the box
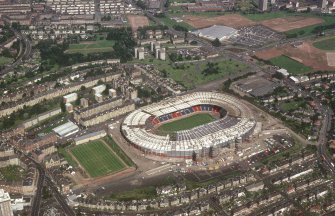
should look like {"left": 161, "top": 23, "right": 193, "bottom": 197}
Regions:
{"left": 191, "top": 25, "right": 238, "bottom": 41}
{"left": 52, "top": 121, "right": 79, "bottom": 137}
{"left": 74, "top": 130, "right": 107, "bottom": 145}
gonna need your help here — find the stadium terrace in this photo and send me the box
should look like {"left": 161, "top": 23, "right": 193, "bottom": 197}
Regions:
{"left": 122, "top": 92, "right": 256, "bottom": 159}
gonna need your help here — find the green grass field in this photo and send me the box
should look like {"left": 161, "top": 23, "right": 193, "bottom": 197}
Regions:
{"left": 66, "top": 40, "right": 115, "bottom": 55}
{"left": 157, "top": 113, "right": 214, "bottom": 133}
{"left": 313, "top": 36, "right": 335, "bottom": 50}
{"left": 0, "top": 56, "right": 13, "bottom": 66}
{"left": 280, "top": 99, "right": 307, "bottom": 112}
{"left": 58, "top": 147, "right": 78, "bottom": 167}
{"left": 285, "top": 16, "right": 335, "bottom": 37}
{"left": 268, "top": 55, "right": 312, "bottom": 75}
{"left": 243, "top": 11, "right": 294, "bottom": 21}
{"left": 155, "top": 15, "right": 194, "bottom": 31}
{"left": 71, "top": 140, "right": 126, "bottom": 177}
{"left": 131, "top": 58, "right": 247, "bottom": 89}
{"left": 0, "top": 165, "right": 25, "bottom": 182}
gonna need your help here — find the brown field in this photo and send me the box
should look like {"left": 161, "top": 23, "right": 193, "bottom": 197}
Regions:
{"left": 183, "top": 14, "right": 255, "bottom": 29}
{"left": 128, "top": 15, "right": 149, "bottom": 31}
{"left": 255, "top": 41, "right": 335, "bottom": 71}
{"left": 327, "top": 53, "right": 335, "bottom": 67}
{"left": 260, "top": 17, "right": 324, "bottom": 32}
{"left": 183, "top": 14, "right": 324, "bottom": 33}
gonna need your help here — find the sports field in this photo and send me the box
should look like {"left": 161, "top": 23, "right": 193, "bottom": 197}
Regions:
{"left": 65, "top": 40, "right": 115, "bottom": 55}
{"left": 313, "top": 37, "right": 335, "bottom": 51}
{"left": 71, "top": 140, "right": 126, "bottom": 177}
{"left": 268, "top": 55, "right": 312, "bottom": 75}
{"left": 157, "top": 113, "right": 214, "bottom": 133}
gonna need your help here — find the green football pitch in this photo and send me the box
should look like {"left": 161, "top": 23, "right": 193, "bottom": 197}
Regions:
{"left": 157, "top": 113, "right": 215, "bottom": 133}
{"left": 313, "top": 37, "right": 335, "bottom": 51}
{"left": 70, "top": 140, "right": 126, "bottom": 177}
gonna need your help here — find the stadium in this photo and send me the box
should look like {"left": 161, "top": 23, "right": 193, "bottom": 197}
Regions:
{"left": 121, "top": 92, "right": 256, "bottom": 159}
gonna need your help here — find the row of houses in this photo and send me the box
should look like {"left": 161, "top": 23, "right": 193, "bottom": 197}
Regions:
{"left": 71, "top": 173, "right": 257, "bottom": 212}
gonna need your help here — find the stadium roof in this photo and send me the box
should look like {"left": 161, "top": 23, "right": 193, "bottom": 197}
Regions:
{"left": 52, "top": 121, "right": 79, "bottom": 137}
{"left": 192, "top": 25, "right": 238, "bottom": 41}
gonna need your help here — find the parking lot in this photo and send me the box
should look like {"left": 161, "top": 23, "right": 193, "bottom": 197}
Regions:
{"left": 229, "top": 25, "right": 283, "bottom": 48}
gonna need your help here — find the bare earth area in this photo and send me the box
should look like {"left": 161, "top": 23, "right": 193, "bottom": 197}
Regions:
{"left": 128, "top": 15, "right": 149, "bottom": 31}
{"left": 183, "top": 14, "right": 256, "bottom": 29}
{"left": 259, "top": 17, "right": 324, "bottom": 32}
{"left": 183, "top": 15, "right": 323, "bottom": 33}
{"left": 255, "top": 41, "right": 335, "bottom": 71}
{"left": 327, "top": 53, "right": 335, "bottom": 66}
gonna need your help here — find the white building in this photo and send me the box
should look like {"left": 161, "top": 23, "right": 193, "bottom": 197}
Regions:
{"left": 109, "top": 89, "right": 117, "bottom": 98}
{"left": 0, "top": 189, "right": 13, "bottom": 216}
{"left": 63, "top": 93, "right": 78, "bottom": 103}
{"left": 92, "top": 84, "right": 106, "bottom": 95}
{"left": 192, "top": 25, "right": 238, "bottom": 41}
{"left": 95, "top": 93, "right": 103, "bottom": 103}
{"left": 52, "top": 121, "right": 79, "bottom": 137}
{"left": 134, "top": 47, "right": 145, "bottom": 60}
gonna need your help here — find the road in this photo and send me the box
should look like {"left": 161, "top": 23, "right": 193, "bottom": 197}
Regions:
{"left": 30, "top": 165, "right": 45, "bottom": 216}
{"left": 284, "top": 79, "right": 335, "bottom": 174}
{"left": 0, "top": 29, "right": 32, "bottom": 76}
{"left": 16, "top": 149, "right": 76, "bottom": 216}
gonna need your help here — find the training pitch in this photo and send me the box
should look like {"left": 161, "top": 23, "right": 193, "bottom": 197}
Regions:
{"left": 71, "top": 140, "right": 126, "bottom": 177}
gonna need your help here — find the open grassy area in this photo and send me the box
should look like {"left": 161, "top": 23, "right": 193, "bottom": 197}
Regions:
{"left": 132, "top": 57, "right": 247, "bottom": 89}
{"left": 285, "top": 15, "right": 335, "bottom": 37}
{"left": 313, "top": 36, "right": 335, "bottom": 50}
{"left": 261, "top": 141, "right": 303, "bottom": 167}
{"left": 268, "top": 55, "right": 312, "bottom": 75}
{"left": 157, "top": 113, "right": 214, "bottom": 133}
{"left": 66, "top": 40, "right": 115, "bottom": 55}
{"left": 155, "top": 14, "right": 194, "bottom": 31}
{"left": 108, "top": 186, "right": 157, "bottom": 201}
{"left": 242, "top": 11, "right": 294, "bottom": 21}
{"left": 0, "top": 56, "right": 13, "bottom": 66}
{"left": 58, "top": 147, "right": 78, "bottom": 167}
{"left": 0, "top": 165, "right": 25, "bottom": 182}
{"left": 280, "top": 100, "right": 306, "bottom": 112}
{"left": 103, "top": 136, "right": 135, "bottom": 167}
{"left": 71, "top": 140, "right": 126, "bottom": 177}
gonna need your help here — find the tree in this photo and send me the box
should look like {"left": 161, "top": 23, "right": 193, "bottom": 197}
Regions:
{"left": 80, "top": 85, "right": 86, "bottom": 91}
{"left": 60, "top": 101, "right": 66, "bottom": 112}
{"left": 208, "top": 146, "right": 214, "bottom": 158}
{"left": 202, "top": 62, "right": 219, "bottom": 76}
{"left": 211, "top": 38, "right": 221, "bottom": 47}
{"left": 173, "top": 25, "right": 188, "bottom": 32}
{"left": 192, "top": 151, "right": 197, "bottom": 162}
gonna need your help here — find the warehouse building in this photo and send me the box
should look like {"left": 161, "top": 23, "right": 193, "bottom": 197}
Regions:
{"left": 52, "top": 121, "right": 79, "bottom": 137}
{"left": 74, "top": 130, "right": 107, "bottom": 145}
{"left": 192, "top": 25, "right": 238, "bottom": 41}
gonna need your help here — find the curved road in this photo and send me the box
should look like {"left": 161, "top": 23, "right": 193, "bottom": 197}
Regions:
{"left": 0, "top": 29, "right": 32, "bottom": 76}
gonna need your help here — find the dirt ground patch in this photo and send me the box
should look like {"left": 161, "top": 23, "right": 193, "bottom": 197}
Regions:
{"left": 260, "top": 17, "right": 324, "bottom": 32}
{"left": 128, "top": 15, "right": 149, "bottom": 31}
{"left": 255, "top": 41, "right": 335, "bottom": 71}
{"left": 183, "top": 14, "right": 255, "bottom": 29}
{"left": 327, "top": 53, "right": 335, "bottom": 67}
